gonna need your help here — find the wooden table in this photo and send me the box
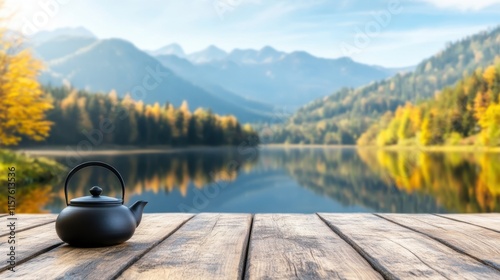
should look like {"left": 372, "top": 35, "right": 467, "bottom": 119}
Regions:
{"left": 0, "top": 213, "right": 499, "bottom": 279}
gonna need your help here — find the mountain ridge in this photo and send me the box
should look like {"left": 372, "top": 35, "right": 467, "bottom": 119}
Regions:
{"left": 271, "top": 25, "right": 500, "bottom": 144}
{"left": 30, "top": 27, "right": 407, "bottom": 120}
{"left": 36, "top": 37, "right": 273, "bottom": 122}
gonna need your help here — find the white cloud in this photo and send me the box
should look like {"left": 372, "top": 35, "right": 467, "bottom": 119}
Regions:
{"left": 420, "top": 0, "right": 500, "bottom": 11}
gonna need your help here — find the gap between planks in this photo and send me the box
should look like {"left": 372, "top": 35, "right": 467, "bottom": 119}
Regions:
{"left": 375, "top": 213, "right": 500, "bottom": 273}
{"left": 0, "top": 214, "right": 194, "bottom": 279}
{"left": 240, "top": 214, "right": 254, "bottom": 280}
{"left": 111, "top": 214, "right": 195, "bottom": 280}
{"left": 245, "top": 214, "right": 382, "bottom": 279}
{"left": 0, "top": 214, "right": 57, "bottom": 237}
{"left": 117, "top": 213, "right": 253, "bottom": 280}
{"left": 433, "top": 214, "right": 500, "bottom": 234}
{"left": 3, "top": 213, "right": 499, "bottom": 279}
{"left": 319, "top": 213, "right": 500, "bottom": 279}
{"left": 316, "top": 213, "right": 395, "bottom": 280}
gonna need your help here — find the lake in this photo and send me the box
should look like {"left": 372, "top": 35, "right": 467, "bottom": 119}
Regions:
{"left": 19, "top": 147, "right": 500, "bottom": 213}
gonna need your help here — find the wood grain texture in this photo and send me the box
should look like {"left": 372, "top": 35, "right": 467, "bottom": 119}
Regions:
{"left": 436, "top": 214, "right": 500, "bottom": 233}
{"left": 245, "top": 214, "right": 382, "bottom": 280}
{"left": 378, "top": 214, "right": 500, "bottom": 271}
{"left": 118, "top": 213, "right": 252, "bottom": 280}
{"left": 319, "top": 213, "right": 500, "bottom": 279}
{"left": 0, "top": 214, "right": 56, "bottom": 237}
{"left": 0, "top": 214, "right": 193, "bottom": 279}
{"left": 0, "top": 222, "right": 63, "bottom": 272}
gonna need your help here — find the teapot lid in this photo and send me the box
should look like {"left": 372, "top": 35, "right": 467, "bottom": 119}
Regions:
{"left": 69, "top": 186, "right": 122, "bottom": 206}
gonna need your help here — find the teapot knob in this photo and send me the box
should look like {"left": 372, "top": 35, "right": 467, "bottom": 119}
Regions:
{"left": 90, "top": 186, "right": 103, "bottom": 197}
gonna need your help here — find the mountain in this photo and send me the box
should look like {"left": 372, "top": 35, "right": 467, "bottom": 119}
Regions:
{"left": 31, "top": 31, "right": 399, "bottom": 120}
{"left": 154, "top": 54, "right": 274, "bottom": 115}
{"left": 30, "top": 27, "right": 95, "bottom": 45}
{"left": 157, "top": 48, "right": 394, "bottom": 108}
{"left": 35, "top": 38, "right": 272, "bottom": 122}
{"left": 227, "top": 46, "right": 286, "bottom": 64}
{"left": 187, "top": 45, "right": 228, "bottom": 64}
{"left": 33, "top": 36, "right": 98, "bottom": 61}
{"left": 148, "top": 43, "right": 186, "bottom": 58}
{"left": 272, "top": 26, "right": 500, "bottom": 144}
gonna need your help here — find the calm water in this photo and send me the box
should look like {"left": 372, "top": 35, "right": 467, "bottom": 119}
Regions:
{"left": 21, "top": 147, "right": 500, "bottom": 213}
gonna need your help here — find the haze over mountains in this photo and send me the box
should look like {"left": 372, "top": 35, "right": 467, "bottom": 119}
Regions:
{"left": 29, "top": 27, "right": 405, "bottom": 122}
{"left": 272, "top": 26, "right": 500, "bottom": 144}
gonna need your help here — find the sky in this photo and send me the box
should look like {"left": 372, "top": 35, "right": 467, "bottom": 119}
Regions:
{"left": 3, "top": 0, "right": 500, "bottom": 67}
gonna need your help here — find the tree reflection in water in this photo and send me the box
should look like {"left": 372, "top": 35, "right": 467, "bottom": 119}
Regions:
{"left": 6, "top": 147, "right": 500, "bottom": 213}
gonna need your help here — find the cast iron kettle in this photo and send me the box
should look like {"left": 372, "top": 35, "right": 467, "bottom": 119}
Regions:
{"left": 56, "top": 161, "right": 148, "bottom": 247}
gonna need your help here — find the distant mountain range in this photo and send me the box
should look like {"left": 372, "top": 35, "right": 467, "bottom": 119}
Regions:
{"left": 30, "top": 27, "right": 409, "bottom": 122}
{"left": 35, "top": 37, "right": 273, "bottom": 122}
{"left": 151, "top": 44, "right": 408, "bottom": 108}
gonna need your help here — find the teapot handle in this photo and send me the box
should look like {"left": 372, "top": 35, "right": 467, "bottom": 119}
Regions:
{"left": 64, "top": 161, "right": 125, "bottom": 206}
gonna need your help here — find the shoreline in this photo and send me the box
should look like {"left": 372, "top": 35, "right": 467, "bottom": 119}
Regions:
{"left": 12, "top": 143, "right": 500, "bottom": 156}
{"left": 264, "top": 143, "right": 500, "bottom": 152}
{"left": 14, "top": 145, "right": 249, "bottom": 157}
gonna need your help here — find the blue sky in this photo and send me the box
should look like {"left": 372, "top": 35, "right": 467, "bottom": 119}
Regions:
{"left": 4, "top": 0, "right": 500, "bottom": 67}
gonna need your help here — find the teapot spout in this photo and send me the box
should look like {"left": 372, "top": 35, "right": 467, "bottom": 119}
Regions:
{"left": 129, "top": 201, "right": 148, "bottom": 227}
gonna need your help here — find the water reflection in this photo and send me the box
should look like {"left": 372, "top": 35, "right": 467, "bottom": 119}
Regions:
{"left": 6, "top": 147, "right": 500, "bottom": 213}
{"left": 263, "top": 148, "right": 449, "bottom": 213}
{"left": 357, "top": 149, "right": 500, "bottom": 213}
{"left": 48, "top": 148, "right": 258, "bottom": 211}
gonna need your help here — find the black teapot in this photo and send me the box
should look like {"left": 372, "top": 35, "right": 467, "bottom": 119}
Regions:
{"left": 56, "top": 161, "right": 148, "bottom": 247}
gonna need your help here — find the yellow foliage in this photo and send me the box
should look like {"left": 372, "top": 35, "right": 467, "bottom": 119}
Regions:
{"left": 473, "top": 91, "right": 489, "bottom": 121}
{"left": 179, "top": 100, "right": 190, "bottom": 117}
{"left": 60, "top": 90, "right": 78, "bottom": 112}
{"left": 108, "top": 89, "right": 119, "bottom": 104}
{"left": 419, "top": 116, "right": 432, "bottom": 145}
{"left": 359, "top": 149, "right": 500, "bottom": 212}
{"left": 150, "top": 102, "right": 162, "bottom": 122}
{"left": 478, "top": 101, "right": 500, "bottom": 146}
{"left": 121, "top": 93, "right": 135, "bottom": 108}
{"left": 0, "top": 32, "right": 53, "bottom": 145}
{"left": 134, "top": 100, "right": 144, "bottom": 114}
{"left": 483, "top": 65, "right": 497, "bottom": 86}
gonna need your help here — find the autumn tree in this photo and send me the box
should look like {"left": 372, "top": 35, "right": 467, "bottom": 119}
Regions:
{"left": 483, "top": 65, "right": 497, "bottom": 86}
{"left": 419, "top": 115, "right": 433, "bottom": 146}
{"left": 473, "top": 91, "right": 489, "bottom": 121}
{"left": 478, "top": 101, "right": 500, "bottom": 146}
{"left": 0, "top": 27, "right": 53, "bottom": 145}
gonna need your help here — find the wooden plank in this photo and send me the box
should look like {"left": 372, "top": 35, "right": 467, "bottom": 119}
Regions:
{"left": 435, "top": 214, "right": 500, "bottom": 233}
{"left": 0, "top": 222, "right": 63, "bottom": 272}
{"left": 118, "top": 213, "right": 252, "bottom": 280}
{"left": 0, "top": 214, "right": 56, "bottom": 237}
{"left": 319, "top": 213, "right": 500, "bottom": 279}
{"left": 378, "top": 214, "right": 500, "bottom": 271}
{"left": 245, "top": 214, "right": 382, "bottom": 280}
{"left": 0, "top": 214, "right": 193, "bottom": 279}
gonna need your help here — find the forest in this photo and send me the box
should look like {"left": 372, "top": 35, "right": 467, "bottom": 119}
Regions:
{"left": 20, "top": 86, "right": 260, "bottom": 147}
{"left": 0, "top": 16, "right": 258, "bottom": 149}
{"left": 358, "top": 63, "right": 500, "bottom": 146}
{"left": 270, "top": 26, "right": 500, "bottom": 145}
